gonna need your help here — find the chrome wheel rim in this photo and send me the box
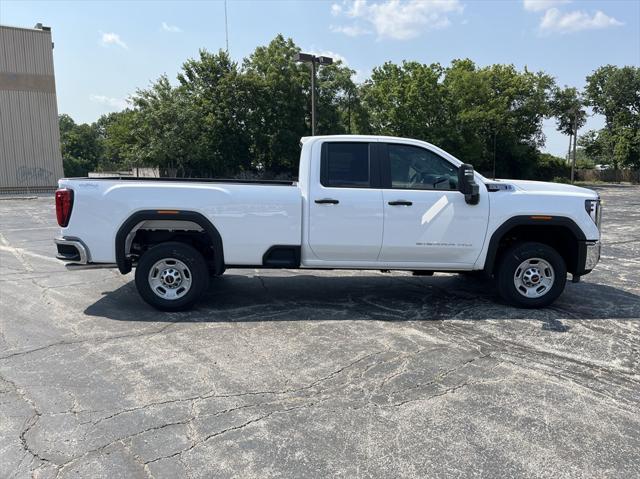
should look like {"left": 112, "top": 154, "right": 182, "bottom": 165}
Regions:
{"left": 513, "top": 258, "right": 555, "bottom": 299}
{"left": 148, "top": 258, "right": 192, "bottom": 300}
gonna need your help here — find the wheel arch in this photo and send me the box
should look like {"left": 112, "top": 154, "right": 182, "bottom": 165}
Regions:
{"left": 483, "top": 215, "right": 586, "bottom": 277}
{"left": 115, "top": 210, "right": 224, "bottom": 275}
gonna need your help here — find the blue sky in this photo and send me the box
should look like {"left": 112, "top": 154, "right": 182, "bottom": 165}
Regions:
{"left": 2, "top": 0, "right": 638, "bottom": 157}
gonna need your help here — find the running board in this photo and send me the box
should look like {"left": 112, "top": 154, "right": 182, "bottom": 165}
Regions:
{"left": 65, "top": 263, "right": 118, "bottom": 271}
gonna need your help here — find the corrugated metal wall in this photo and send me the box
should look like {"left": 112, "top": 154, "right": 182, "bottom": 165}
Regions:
{"left": 0, "top": 25, "right": 64, "bottom": 191}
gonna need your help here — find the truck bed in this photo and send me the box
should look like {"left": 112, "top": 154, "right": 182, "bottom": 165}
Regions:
{"left": 58, "top": 177, "right": 303, "bottom": 265}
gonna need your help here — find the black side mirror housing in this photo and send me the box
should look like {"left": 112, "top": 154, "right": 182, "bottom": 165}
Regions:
{"left": 458, "top": 164, "right": 480, "bottom": 205}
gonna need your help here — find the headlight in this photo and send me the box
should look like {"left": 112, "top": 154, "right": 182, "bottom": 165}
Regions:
{"left": 585, "top": 199, "right": 602, "bottom": 228}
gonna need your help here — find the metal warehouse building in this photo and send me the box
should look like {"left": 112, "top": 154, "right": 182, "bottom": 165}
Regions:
{"left": 0, "top": 23, "right": 64, "bottom": 193}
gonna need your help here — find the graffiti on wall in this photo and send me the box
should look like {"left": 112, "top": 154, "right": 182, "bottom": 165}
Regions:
{"left": 17, "top": 166, "right": 54, "bottom": 185}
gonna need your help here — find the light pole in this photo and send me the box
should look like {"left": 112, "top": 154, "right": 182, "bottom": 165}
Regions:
{"left": 294, "top": 53, "right": 333, "bottom": 136}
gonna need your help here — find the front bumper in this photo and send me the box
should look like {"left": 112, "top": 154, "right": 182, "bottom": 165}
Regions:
{"left": 584, "top": 240, "right": 601, "bottom": 271}
{"left": 575, "top": 239, "right": 600, "bottom": 277}
{"left": 54, "top": 237, "right": 89, "bottom": 264}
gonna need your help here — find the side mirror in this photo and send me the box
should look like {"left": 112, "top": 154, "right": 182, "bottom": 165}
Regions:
{"left": 458, "top": 164, "right": 480, "bottom": 205}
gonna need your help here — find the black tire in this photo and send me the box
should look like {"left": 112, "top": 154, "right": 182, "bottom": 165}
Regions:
{"left": 135, "top": 242, "right": 209, "bottom": 311}
{"left": 497, "top": 242, "right": 567, "bottom": 308}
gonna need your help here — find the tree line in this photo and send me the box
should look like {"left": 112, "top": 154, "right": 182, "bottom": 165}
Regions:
{"left": 60, "top": 34, "right": 640, "bottom": 180}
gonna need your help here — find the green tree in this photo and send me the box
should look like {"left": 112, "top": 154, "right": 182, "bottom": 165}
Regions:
{"left": 549, "top": 86, "right": 587, "bottom": 161}
{"left": 178, "top": 49, "right": 254, "bottom": 176}
{"left": 58, "top": 114, "right": 104, "bottom": 176}
{"left": 440, "top": 60, "right": 554, "bottom": 177}
{"left": 243, "top": 35, "right": 309, "bottom": 174}
{"left": 94, "top": 110, "right": 139, "bottom": 171}
{"left": 94, "top": 36, "right": 358, "bottom": 178}
{"left": 65, "top": 37, "right": 640, "bottom": 180}
{"left": 127, "top": 75, "right": 196, "bottom": 174}
{"left": 360, "top": 59, "right": 554, "bottom": 178}
{"left": 359, "top": 61, "right": 446, "bottom": 141}
{"left": 583, "top": 65, "right": 640, "bottom": 168}
{"left": 243, "top": 35, "right": 358, "bottom": 175}
{"left": 316, "top": 61, "right": 359, "bottom": 136}
{"left": 578, "top": 129, "right": 610, "bottom": 166}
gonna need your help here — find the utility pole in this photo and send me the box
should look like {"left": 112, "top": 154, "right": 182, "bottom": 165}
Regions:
{"left": 224, "top": 0, "right": 229, "bottom": 53}
{"left": 311, "top": 60, "right": 316, "bottom": 136}
{"left": 492, "top": 128, "right": 497, "bottom": 180}
{"left": 294, "top": 53, "right": 333, "bottom": 136}
{"left": 570, "top": 109, "right": 578, "bottom": 183}
{"left": 347, "top": 90, "right": 352, "bottom": 134}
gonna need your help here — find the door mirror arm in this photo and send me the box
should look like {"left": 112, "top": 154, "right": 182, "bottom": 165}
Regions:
{"left": 458, "top": 164, "right": 480, "bottom": 205}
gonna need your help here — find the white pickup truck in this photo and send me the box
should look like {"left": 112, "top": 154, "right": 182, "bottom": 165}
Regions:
{"left": 54, "top": 135, "right": 601, "bottom": 311}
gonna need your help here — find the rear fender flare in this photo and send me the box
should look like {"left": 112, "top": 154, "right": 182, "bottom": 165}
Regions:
{"left": 115, "top": 210, "right": 224, "bottom": 275}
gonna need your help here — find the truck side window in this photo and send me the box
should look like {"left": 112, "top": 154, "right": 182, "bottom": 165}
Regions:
{"left": 321, "top": 142, "right": 370, "bottom": 188}
{"left": 388, "top": 144, "right": 458, "bottom": 191}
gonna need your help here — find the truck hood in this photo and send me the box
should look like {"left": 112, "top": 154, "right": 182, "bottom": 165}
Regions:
{"left": 493, "top": 179, "right": 598, "bottom": 198}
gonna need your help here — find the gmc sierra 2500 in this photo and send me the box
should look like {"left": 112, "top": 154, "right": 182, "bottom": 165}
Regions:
{"left": 54, "top": 135, "right": 601, "bottom": 311}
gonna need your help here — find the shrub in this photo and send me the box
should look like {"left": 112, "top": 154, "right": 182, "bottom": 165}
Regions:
{"left": 534, "top": 153, "right": 570, "bottom": 181}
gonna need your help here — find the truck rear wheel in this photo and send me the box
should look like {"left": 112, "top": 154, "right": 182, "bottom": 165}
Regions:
{"left": 135, "top": 242, "right": 209, "bottom": 311}
{"left": 497, "top": 242, "right": 566, "bottom": 308}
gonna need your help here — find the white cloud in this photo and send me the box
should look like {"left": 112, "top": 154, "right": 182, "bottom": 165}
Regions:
{"left": 329, "top": 24, "right": 371, "bottom": 37}
{"left": 161, "top": 22, "right": 181, "bottom": 33}
{"left": 330, "top": 0, "right": 464, "bottom": 40}
{"left": 101, "top": 32, "right": 127, "bottom": 49}
{"left": 523, "top": 0, "right": 570, "bottom": 12}
{"left": 540, "top": 8, "right": 623, "bottom": 33}
{"left": 90, "top": 95, "right": 128, "bottom": 110}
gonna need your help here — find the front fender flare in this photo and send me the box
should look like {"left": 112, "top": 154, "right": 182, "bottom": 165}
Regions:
{"left": 482, "top": 215, "right": 586, "bottom": 277}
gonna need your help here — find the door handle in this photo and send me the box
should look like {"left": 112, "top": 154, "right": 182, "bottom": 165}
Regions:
{"left": 315, "top": 198, "right": 339, "bottom": 205}
{"left": 388, "top": 200, "right": 413, "bottom": 206}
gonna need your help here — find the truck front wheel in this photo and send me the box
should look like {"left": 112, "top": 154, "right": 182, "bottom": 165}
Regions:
{"left": 497, "top": 242, "right": 566, "bottom": 308}
{"left": 135, "top": 242, "right": 209, "bottom": 311}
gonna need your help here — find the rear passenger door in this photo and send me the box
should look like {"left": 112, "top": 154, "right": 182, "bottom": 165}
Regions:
{"left": 308, "top": 141, "right": 384, "bottom": 262}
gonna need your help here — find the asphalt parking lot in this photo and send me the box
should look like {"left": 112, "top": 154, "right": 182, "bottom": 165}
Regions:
{"left": 1, "top": 185, "right": 639, "bottom": 478}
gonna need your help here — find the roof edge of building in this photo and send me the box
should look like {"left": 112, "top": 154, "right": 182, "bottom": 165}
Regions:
{"left": 0, "top": 23, "right": 52, "bottom": 34}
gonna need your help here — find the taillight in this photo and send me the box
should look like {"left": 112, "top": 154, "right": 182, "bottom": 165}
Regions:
{"left": 55, "top": 188, "right": 74, "bottom": 227}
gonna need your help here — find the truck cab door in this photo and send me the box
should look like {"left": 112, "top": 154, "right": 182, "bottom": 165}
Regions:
{"left": 379, "top": 143, "right": 489, "bottom": 267}
{"left": 307, "top": 141, "right": 383, "bottom": 262}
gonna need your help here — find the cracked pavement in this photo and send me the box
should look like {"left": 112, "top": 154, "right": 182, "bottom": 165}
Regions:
{"left": 1, "top": 185, "right": 639, "bottom": 478}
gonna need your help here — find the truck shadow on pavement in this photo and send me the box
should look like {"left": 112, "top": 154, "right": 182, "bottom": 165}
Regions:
{"left": 84, "top": 273, "right": 640, "bottom": 328}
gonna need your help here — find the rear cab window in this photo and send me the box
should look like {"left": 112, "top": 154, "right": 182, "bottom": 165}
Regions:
{"left": 320, "top": 142, "right": 372, "bottom": 188}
